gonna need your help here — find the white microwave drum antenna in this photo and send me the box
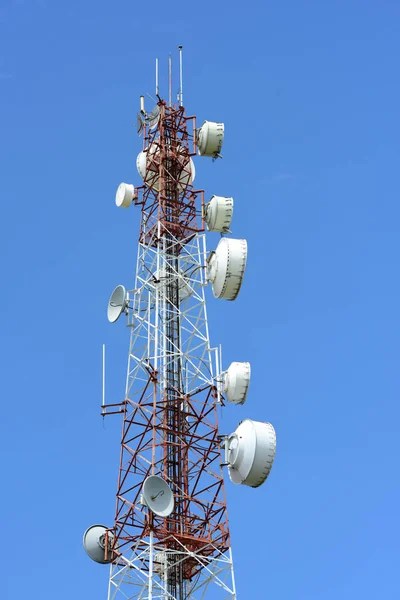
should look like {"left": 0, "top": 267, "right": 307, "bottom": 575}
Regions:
{"left": 107, "top": 285, "right": 128, "bottom": 323}
{"left": 205, "top": 196, "right": 233, "bottom": 233}
{"left": 208, "top": 238, "right": 247, "bottom": 300}
{"left": 142, "top": 475, "right": 175, "bottom": 517}
{"left": 136, "top": 144, "right": 159, "bottom": 189}
{"left": 227, "top": 420, "right": 276, "bottom": 488}
{"left": 115, "top": 183, "right": 134, "bottom": 208}
{"left": 197, "top": 121, "right": 224, "bottom": 158}
{"left": 224, "top": 361, "right": 251, "bottom": 405}
{"left": 83, "top": 524, "right": 115, "bottom": 564}
{"left": 136, "top": 145, "right": 195, "bottom": 192}
{"left": 136, "top": 148, "right": 148, "bottom": 180}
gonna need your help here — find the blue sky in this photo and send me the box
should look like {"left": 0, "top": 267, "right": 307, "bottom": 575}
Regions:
{"left": 1, "top": 1, "right": 399, "bottom": 598}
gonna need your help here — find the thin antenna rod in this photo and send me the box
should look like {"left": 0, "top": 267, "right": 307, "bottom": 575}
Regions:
{"left": 178, "top": 46, "right": 183, "bottom": 106}
{"left": 102, "top": 343, "right": 106, "bottom": 407}
{"left": 168, "top": 54, "right": 172, "bottom": 106}
{"left": 155, "top": 58, "right": 159, "bottom": 97}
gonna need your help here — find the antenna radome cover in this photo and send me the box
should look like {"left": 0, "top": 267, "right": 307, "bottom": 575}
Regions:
{"left": 205, "top": 196, "right": 234, "bottom": 233}
{"left": 136, "top": 144, "right": 195, "bottom": 192}
{"left": 83, "top": 524, "right": 115, "bottom": 564}
{"left": 115, "top": 183, "right": 134, "bottom": 208}
{"left": 224, "top": 361, "right": 251, "bottom": 405}
{"left": 197, "top": 121, "right": 224, "bottom": 158}
{"left": 208, "top": 238, "right": 247, "bottom": 300}
{"left": 227, "top": 420, "right": 276, "bottom": 488}
{"left": 136, "top": 149, "right": 148, "bottom": 180}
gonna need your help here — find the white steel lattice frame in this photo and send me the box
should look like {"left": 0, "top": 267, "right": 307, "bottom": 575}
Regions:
{"left": 103, "top": 102, "right": 236, "bottom": 600}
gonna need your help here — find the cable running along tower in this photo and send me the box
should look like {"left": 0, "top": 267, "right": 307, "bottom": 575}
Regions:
{"left": 83, "top": 49, "right": 277, "bottom": 600}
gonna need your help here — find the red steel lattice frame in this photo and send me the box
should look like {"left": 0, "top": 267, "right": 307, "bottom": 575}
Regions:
{"left": 103, "top": 101, "right": 231, "bottom": 585}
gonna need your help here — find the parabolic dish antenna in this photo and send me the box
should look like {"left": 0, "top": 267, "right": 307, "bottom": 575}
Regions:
{"left": 107, "top": 285, "right": 128, "bottom": 323}
{"left": 227, "top": 420, "right": 276, "bottom": 488}
{"left": 115, "top": 182, "right": 134, "bottom": 208}
{"left": 142, "top": 475, "right": 174, "bottom": 517}
{"left": 137, "top": 112, "right": 144, "bottom": 136}
{"left": 197, "top": 121, "right": 224, "bottom": 158}
{"left": 208, "top": 238, "right": 247, "bottom": 301}
{"left": 224, "top": 361, "right": 251, "bottom": 405}
{"left": 205, "top": 195, "right": 234, "bottom": 233}
{"left": 83, "top": 524, "right": 115, "bottom": 564}
{"left": 148, "top": 105, "right": 161, "bottom": 130}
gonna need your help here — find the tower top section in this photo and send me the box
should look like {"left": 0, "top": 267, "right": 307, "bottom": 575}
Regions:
{"left": 136, "top": 46, "right": 224, "bottom": 159}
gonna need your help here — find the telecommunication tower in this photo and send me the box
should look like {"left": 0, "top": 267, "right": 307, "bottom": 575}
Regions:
{"left": 83, "top": 48, "right": 277, "bottom": 600}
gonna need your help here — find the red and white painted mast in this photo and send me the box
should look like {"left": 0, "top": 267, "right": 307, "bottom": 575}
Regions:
{"left": 83, "top": 49, "right": 276, "bottom": 600}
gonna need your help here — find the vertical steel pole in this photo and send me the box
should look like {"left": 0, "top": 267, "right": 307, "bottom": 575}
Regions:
{"left": 168, "top": 55, "right": 172, "bottom": 106}
{"left": 178, "top": 46, "right": 183, "bottom": 106}
{"left": 156, "top": 58, "right": 159, "bottom": 96}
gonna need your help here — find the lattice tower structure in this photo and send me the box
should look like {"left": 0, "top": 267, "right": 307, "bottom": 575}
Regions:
{"left": 104, "top": 101, "right": 237, "bottom": 600}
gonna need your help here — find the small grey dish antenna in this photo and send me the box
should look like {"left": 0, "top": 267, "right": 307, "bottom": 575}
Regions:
{"left": 137, "top": 112, "right": 144, "bottom": 136}
{"left": 107, "top": 285, "right": 128, "bottom": 323}
{"left": 142, "top": 475, "right": 174, "bottom": 517}
{"left": 148, "top": 105, "right": 160, "bottom": 130}
{"left": 83, "top": 524, "right": 115, "bottom": 564}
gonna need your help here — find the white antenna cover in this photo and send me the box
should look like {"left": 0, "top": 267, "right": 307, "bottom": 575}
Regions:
{"left": 155, "top": 268, "right": 192, "bottom": 301}
{"left": 208, "top": 238, "right": 247, "bottom": 300}
{"left": 205, "top": 196, "right": 234, "bottom": 233}
{"left": 227, "top": 420, "right": 276, "bottom": 488}
{"left": 224, "top": 362, "right": 251, "bottom": 405}
{"left": 197, "top": 121, "right": 224, "bottom": 157}
{"left": 136, "top": 145, "right": 195, "bottom": 192}
{"left": 136, "top": 149, "right": 147, "bottom": 179}
{"left": 136, "top": 145, "right": 158, "bottom": 190}
{"left": 115, "top": 182, "right": 134, "bottom": 208}
{"left": 142, "top": 476, "right": 175, "bottom": 517}
{"left": 107, "top": 285, "right": 128, "bottom": 323}
{"left": 83, "top": 524, "right": 115, "bottom": 564}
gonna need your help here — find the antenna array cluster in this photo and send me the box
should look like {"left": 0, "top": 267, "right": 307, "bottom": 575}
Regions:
{"left": 83, "top": 48, "right": 277, "bottom": 600}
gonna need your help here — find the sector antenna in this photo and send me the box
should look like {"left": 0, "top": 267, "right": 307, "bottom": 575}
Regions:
{"left": 83, "top": 47, "right": 278, "bottom": 600}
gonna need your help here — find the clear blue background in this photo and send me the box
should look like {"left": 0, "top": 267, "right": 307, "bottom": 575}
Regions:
{"left": 1, "top": 1, "right": 399, "bottom": 598}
